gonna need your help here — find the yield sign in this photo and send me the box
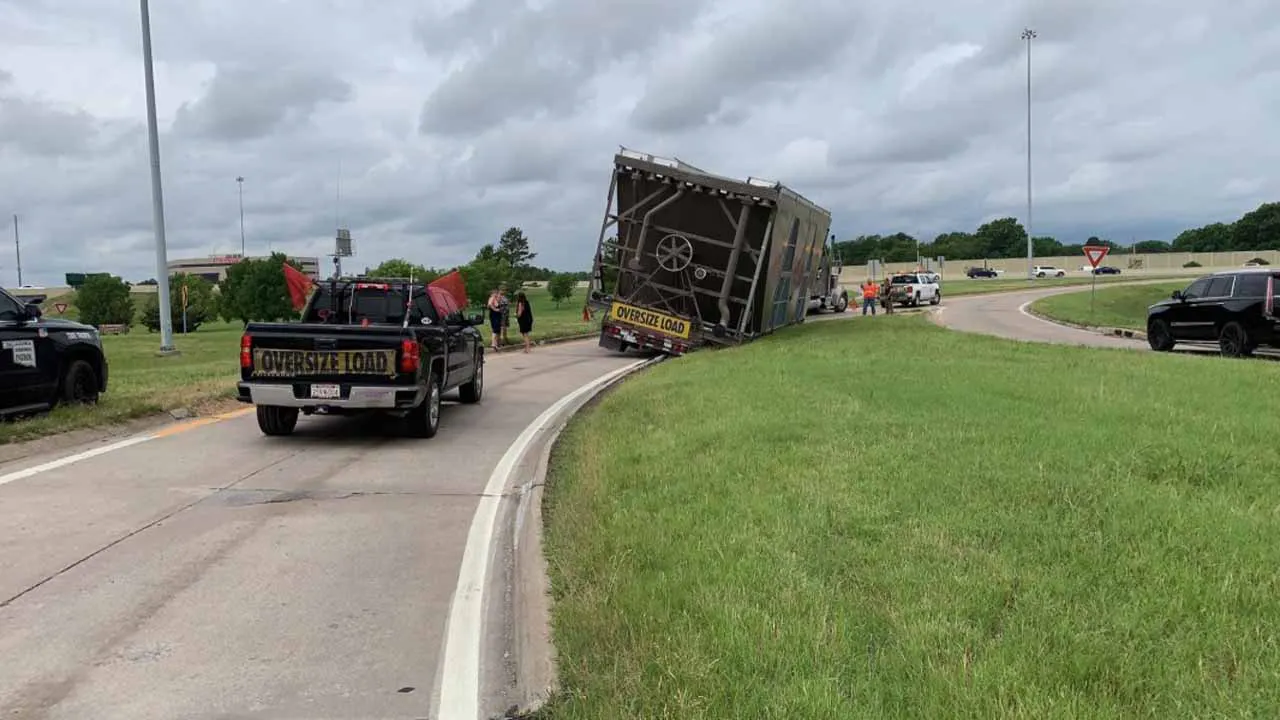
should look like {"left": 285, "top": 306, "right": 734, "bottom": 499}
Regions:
{"left": 1083, "top": 245, "right": 1110, "bottom": 268}
{"left": 53, "top": 303, "right": 68, "bottom": 314}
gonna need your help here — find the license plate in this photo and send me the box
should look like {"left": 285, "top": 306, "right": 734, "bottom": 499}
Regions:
{"left": 607, "top": 302, "right": 692, "bottom": 339}
{"left": 310, "top": 383, "right": 340, "bottom": 399}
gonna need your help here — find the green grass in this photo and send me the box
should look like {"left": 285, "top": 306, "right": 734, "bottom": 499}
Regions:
{"left": 540, "top": 316, "right": 1280, "bottom": 719}
{"left": 1030, "top": 282, "right": 1188, "bottom": 331}
{"left": 936, "top": 273, "right": 1181, "bottom": 298}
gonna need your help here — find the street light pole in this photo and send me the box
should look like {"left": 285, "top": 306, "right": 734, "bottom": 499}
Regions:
{"left": 139, "top": 0, "right": 176, "bottom": 353}
{"left": 1022, "top": 27, "right": 1036, "bottom": 279}
{"left": 237, "top": 176, "right": 245, "bottom": 256}
{"left": 12, "top": 214, "right": 21, "bottom": 287}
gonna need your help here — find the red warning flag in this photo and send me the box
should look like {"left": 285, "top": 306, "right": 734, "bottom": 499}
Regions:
{"left": 428, "top": 270, "right": 468, "bottom": 309}
{"left": 283, "top": 263, "right": 315, "bottom": 311}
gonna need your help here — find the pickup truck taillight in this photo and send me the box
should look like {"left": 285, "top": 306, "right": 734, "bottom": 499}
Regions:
{"left": 240, "top": 333, "right": 252, "bottom": 368}
{"left": 400, "top": 338, "right": 420, "bottom": 373}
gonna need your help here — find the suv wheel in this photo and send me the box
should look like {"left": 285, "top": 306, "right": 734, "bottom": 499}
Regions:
{"left": 1146, "top": 319, "right": 1175, "bottom": 352}
{"left": 1036, "top": 272, "right": 1045, "bottom": 278}
{"left": 405, "top": 372, "right": 441, "bottom": 438}
{"left": 257, "top": 406, "right": 299, "bottom": 436}
{"left": 458, "top": 358, "right": 483, "bottom": 404}
{"left": 930, "top": 291, "right": 941, "bottom": 306}
{"left": 1056, "top": 271, "right": 1065, "bottom": 278}
{"left": 60, "top": 359, "right": 100, "bottom": 405}
{"left": 1218, "top": 322, "right": 1253, "bottom": 358}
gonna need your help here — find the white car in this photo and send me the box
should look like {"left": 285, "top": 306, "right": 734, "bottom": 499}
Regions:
{"left": 886, "top": 272, "right": 941, "bottom": 307}
{"left": 1033, "top": 265, "right": 1066, "bottom": 278}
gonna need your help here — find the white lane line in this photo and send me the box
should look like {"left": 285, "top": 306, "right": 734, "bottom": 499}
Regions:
{"left": 435, "top": 358, "right": 656, "bottom": 720}
{"left": 0, "top": 436, "right": 153, "bottom": 488}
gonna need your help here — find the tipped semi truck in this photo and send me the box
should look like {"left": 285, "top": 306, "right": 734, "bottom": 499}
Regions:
{"left": 587, "top": 148, "right": 835, "bottom": 356}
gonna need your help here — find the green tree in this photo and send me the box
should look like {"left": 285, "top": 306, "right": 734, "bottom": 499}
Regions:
{"left": 142, "top": 273, "right": 215, "bottom": 333}
{"left": 496, "top": 227, "right": 537, "bottom": 281}
{"left": 974, "top": 217, "right": 1027, "bottom": 258}
{"left": 217, "top": 253, "right": 304, "bottom": 325}
{"left": 367, "top": 258, "right": 442, "bottom": 282}
{"left": 547, "top": 273, "right": 576, "bottom": 308}
{"left": 1232, "top": 202, "right": 1280, "bottom": 251}
{"left": 75, "top": 274, "right": 135, "bottom": 327}
{"left": 461, "top": 255, "right": 514, "bottom": 308}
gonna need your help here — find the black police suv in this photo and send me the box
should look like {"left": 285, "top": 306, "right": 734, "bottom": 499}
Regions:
{"left": 1146, "top": 268, "right": 1280, "bottom": 357}
{"left": 0, "top": 288, "right": 109, "bottom": 417}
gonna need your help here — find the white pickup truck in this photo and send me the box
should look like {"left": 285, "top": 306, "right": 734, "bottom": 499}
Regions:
{"left": 885, "top": 272, "right": 941, "bottom": 307}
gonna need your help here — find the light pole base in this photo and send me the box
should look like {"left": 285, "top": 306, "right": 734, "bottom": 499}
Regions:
{"left": 155, "top": 347, "right": 182, "bottom": 357}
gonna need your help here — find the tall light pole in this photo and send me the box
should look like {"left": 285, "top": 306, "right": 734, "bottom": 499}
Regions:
{"left": 1022, "top": 27, "right": 1036, "bottom": 279}
{"left": 236, "top": 176, "right": 245, "bottom": 256}
{"left": 12, "top": 215, "right": 21, "bottom": 287}
{"left": 139, "top": 0, "right": 176, "bottom": 353}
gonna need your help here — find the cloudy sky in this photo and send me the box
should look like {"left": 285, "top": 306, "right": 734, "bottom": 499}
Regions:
{"left": 0, "top": 0, "right": 1276, "bottom": 285}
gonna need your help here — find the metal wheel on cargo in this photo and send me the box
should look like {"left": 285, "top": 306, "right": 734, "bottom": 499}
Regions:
{"left": 257, "top": 406, "right": 299, "bottom": 436}
{"left": 1146, "top": 319, "right": 1175, "bottom": 352}
{"left": 405, "top": 372, "right": 442, "bottom": 438}
{"left": 1218, "top": 322, "right": 1253, "bottom": 358}
{"left": 654, "top": 234, "right": 694, "bottom": 273}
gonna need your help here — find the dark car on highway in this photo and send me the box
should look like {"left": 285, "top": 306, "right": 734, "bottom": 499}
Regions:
{"left": 0, "top": 288, "right": 108, "bottom": 417}
{"left": 237, "top": 277, "right": 485, "bottom": 438}
{"left": 1146, "top": 268, "right": 1280, "bottom": 357}
{"left": 1092, "top": 265, "right": 1122, "bottom": 275}
{"left": 966, "top": 266, "right": 999, "bottom": 278}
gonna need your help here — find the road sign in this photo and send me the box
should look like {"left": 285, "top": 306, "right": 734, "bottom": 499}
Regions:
{"left": 53, "top": 303, "right": 67, "bottom": 314}
{"left": 1083, "top": 245, "right": 1110, "bottom": 268}
{"left": 180, "top": 284, "right": 189, "bottom": 308}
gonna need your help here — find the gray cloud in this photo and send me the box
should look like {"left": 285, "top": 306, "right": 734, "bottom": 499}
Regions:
{"left": 0, "top": 0, "right": 1278, "bottom": 286}
{"left": 173, "top": 64, "right": 353, "bottom": 141}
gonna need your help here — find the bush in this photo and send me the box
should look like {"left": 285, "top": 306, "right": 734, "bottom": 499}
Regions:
{"left": 547, "top": 272, "right": 576, "bottom": 308}
{"left": 141, "top": 273, "right": 215, "bottom": 333}
{"left": 1183, "top": 260, "right": 1202, "bottom": 268}
{"left": 1245, "top": 257, "right": 1270, "bottom": 266}
{"left": 75, "top": 274, "right": 135, "bottom": 326}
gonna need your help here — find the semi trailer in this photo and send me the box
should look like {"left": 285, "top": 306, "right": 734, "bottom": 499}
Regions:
{"left": 587, "top": 148, "right": 834, "bottom": 356}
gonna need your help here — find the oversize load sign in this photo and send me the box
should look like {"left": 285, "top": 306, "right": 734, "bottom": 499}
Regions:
{"left": 607, "top": 302, "right": 691, "bottom": 339}
{"left": 252, "top": 348, "right": 396, "bottom": 378}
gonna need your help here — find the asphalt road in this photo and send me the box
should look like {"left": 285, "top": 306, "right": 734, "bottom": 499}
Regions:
{"left": 0, "top": 339, "right": 636, "bottom": 720}
{"left": 934, "top": 284, "right": 1148, "bottom": 350}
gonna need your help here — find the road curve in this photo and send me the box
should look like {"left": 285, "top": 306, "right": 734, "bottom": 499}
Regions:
{"left": 0, "top": 338, "right": 636, "bottom": 720}
{"left": 933, "top": 282, "right": 1158, "bottom": 350}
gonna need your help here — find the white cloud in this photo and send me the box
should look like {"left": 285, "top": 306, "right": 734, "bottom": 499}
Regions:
{"left": 0, "top": 0, "right": 1277, "bottom": 285}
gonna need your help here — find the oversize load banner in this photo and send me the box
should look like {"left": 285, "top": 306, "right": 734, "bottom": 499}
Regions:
{"left": 607, "top": 302, "right": 692, "bottom": 339}
{"left": 252, "top": 349, "right": 397, "bottom": 378}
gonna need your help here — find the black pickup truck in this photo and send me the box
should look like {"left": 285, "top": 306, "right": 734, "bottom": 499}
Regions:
{"left": 236, "top": 278, "right": 485, "bottom": 438}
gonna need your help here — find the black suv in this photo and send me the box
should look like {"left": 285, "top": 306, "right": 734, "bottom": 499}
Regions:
{"left": 1146, "top": 269, "right": 1280, "bottom": 357}
{"left": 0, "top": 288, "right": 109, "bottom": 416}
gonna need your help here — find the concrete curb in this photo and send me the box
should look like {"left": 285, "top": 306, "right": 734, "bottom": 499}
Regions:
{"left": 487, "top": 330, "right": 599, "bottom": 354}
{"left": 1022, "top": 304, "right": 1147, "bottom": 340}
{"left": 506, "top": 354, "right": 666, "bottom": 717}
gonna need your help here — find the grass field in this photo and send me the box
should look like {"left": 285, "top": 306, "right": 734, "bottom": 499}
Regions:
{"left": 1030, "top": 281, "right": 1188, "bottom": 331}
{"left": 540, "top": 316, "right": 1280, "bottom": 719}
{"left": 0, "top": 285, "right": 597, "bottom": 444}
{"left": 935, "top": 273, "right": 1182, "bottom": 298}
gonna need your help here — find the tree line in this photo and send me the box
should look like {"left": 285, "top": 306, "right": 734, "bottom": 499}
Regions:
{"left": 836, "top": 201, "right": 1280, "bottom": 265}
{"left": 72, "top": 226, "right": 583, "bottom": 332}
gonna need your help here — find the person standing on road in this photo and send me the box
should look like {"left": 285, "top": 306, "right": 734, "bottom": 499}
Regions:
{"left": 515, "top": 291, "right": 535, "bottom": 353}
{"left": 860, "top": 279, "right": 879, "bottom": 316}
{"left": 880, "top": 278, "right": 894, "bottom": 314}
{"left": 497, "top": 283, "right": 511, "bottom": 346}
{"left": 486, "top": 288, "right": 503, "bottom": 351}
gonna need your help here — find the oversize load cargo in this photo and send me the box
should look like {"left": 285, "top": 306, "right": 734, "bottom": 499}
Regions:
{"left": 591, "top": 149, "right": 832, "bottom": 347}
{"left": 251, "top": 348, "right": 397, "bottom": 378}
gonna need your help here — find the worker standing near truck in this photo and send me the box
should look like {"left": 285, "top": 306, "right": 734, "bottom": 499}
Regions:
{"left": 861, "top": 279, "right": 879, "bottom": 316}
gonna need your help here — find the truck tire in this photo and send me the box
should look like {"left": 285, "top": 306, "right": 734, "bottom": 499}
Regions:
{"left": 930, "top": 291, "right": 941, "bottom": 306}
{"left": 835, "top": 294, "right": 848, "bottom": 313}
{"left": 1146, "top": 319, "right": 1175, "bottom": 352}
{"left": 458, "top": 358, "right": 483, "bottom": 404}
{"left": 257, "top": 406, "right": 298, "bottom": 436}
{"left": 1218, "top": 322, "right": 1253, "bottom": 358}
{"left": 60, "top": 359, "right": 100, "bottom": 405}
{"left": 405, "top": 372, "right": 442, "bottom": 438}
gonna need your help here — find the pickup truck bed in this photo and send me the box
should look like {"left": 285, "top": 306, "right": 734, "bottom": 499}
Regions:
{"left": 237, "top": 278, "right": 485, "bottom": 438}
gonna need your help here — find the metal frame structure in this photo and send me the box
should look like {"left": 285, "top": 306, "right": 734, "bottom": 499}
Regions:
{"left": 589, "top": 147, "right": 831, "bottom": 349}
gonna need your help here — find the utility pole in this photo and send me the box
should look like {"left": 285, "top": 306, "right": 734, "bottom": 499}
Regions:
{"left": 237, "top": 176, "right": 245, "bottom": 256}
{"left": 1023, "top": 27, "right": 1037, "bottom": 279}
{"left": 11, "top": 215, "right": 21, "bottom": 287}
{"left": 139, "top": 0, "right": 176, "bottom": 353}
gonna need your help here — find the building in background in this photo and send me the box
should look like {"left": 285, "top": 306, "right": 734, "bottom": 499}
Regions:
{"left": 166, "top": 254, "right": 321, "bottom": 284}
